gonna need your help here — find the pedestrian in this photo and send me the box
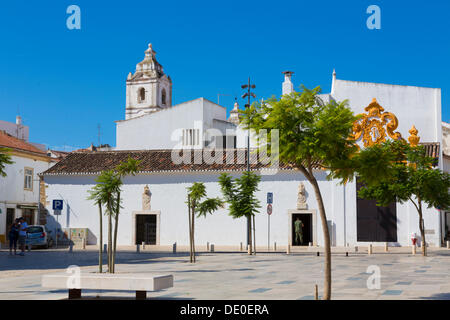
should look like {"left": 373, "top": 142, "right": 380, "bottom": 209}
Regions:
{"left": 8, "top": 219, "right": 19, "bottom": 255}
{"left": 17, "top": 217, "right": 28, "bottom": 256}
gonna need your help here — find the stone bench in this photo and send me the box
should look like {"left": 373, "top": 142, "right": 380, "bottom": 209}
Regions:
{"left": 42, "top": 273, "right": 173, "bottom": 300}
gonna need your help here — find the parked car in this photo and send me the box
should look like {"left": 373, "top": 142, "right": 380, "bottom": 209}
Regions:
{"left": 25, "top": 225, "right": 53, "bottom": 249}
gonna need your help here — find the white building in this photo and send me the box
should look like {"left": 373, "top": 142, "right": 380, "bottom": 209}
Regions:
{"left": 41, "top": 44, "right": 448, "bottom": 249}
{"left": 0, "top": 129, "right": 53, "bottom": 245}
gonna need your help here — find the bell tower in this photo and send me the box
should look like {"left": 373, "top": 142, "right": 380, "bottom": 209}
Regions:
{"left": 125, "top": 43, "right": 172, "bottom": 120}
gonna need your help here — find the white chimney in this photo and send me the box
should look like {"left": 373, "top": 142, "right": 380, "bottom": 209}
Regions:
{"left": 16, "top": 115, "right": 22, "bottom": 125}
{"left": 282, "top": 71, "right": 294, "bottom": 96}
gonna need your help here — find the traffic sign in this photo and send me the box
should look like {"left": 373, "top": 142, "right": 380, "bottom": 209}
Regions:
{"left": 53, "top": 200, "right": 63, "bottom": 210}
{"left": 267, "top": 192, "right": 273, "bottom": 204}
{"left": 267, "top": 204, "right": 272, "bottom": 215}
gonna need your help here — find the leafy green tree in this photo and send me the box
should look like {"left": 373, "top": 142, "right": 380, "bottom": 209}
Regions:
{"left": 88, "top": 170, "right": 121, "bottom": 273}
{"left": 186, "top": 182, "right": 223, "bottom": 263}
{"left": 218, "top": 171, "right": 261, "bottom": 255}
{"left": 335, "top": 140, "right": 450, "bottom": 256}
{"left": 111, "top": 158, "right": 140, "bottom": 271}
{"left": 88, "top": 157, "right": 140, "bottom": 273}
{"left": 0, "top": 148, "right": 14, "bottom": 177}
{"left": 241, "top": 86, "right": 359, "bottom": 299}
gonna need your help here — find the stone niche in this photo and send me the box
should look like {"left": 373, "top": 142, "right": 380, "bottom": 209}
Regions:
{"left": 288, "top": 182, "right": 317, "bottom": 246}
{"left": 131, "top": 185, "right": 160, "bottom": 245}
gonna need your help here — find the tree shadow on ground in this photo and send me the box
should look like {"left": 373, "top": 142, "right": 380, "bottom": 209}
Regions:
{"left": 420, "top": 292, "right": 450, "bottom": 300}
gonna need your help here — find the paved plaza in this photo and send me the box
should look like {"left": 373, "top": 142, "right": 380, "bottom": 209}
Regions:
{"left": 1, "top": 246, "right": 450, "bottom": 300}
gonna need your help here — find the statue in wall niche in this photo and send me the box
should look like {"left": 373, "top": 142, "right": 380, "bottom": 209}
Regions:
{"left": 142, "top": 185, "right": 151, "bottom": 211}
{"left": 297, "top": 182, "right": 307, "bottom": 210}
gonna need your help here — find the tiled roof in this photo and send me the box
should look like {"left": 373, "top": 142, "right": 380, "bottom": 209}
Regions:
{"left": 41, "top": 149, "right": 316, "bottom": 175}
{"left": 0, "top": 130, "right": 46, "bottom": 155}
{"left": 40, "top": 142, "right": 442, "bottom": 176}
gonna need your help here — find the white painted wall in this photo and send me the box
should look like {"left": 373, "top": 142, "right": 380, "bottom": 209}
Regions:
{"left": 117, "top": 98, "right": 228, "bottom": 150}
{"left": 0, "top": 119, "right": 29, "bottom": 141}
{"left": 43, "top": 170, "right": 441, "bottom": 247}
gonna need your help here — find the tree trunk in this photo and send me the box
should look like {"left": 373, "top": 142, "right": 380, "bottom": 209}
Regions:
{"left": 188, "top": 197, "right": 193, "bottom": 263}
{"left": 418, "top": 200, "right": 426, "bottom": 256}
{"left": 98, "top": 202, "right": 103, "bottom": 273}
{"left": 252, "top": 215, "right": 256, "bottom": 255}
{"left": 108, "top": 203, "right": 113, "bottom": 273}
{"left": 192, "top": 204, "right": 196, "bottom": 263}
{"left": 112, "top": 192, "right": 120, "bottom": 273}
{"left": 248, "top": 215, "right": 253, "bottom": 255}
{"left": 310, "top": 177, "right": 332, "bottom": 300}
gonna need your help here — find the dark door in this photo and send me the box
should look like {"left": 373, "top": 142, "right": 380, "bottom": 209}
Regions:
{"left": 356, "top": 179, "right": 397, "bottom": 242}
{"left": 136, "top": 215, "right": 157, "bottom": 245}
{"left": 22, "top": 209, "right": 35, "bottom": 225}
{"left": 292, "top": 214, "right": 312, "bottom": 246}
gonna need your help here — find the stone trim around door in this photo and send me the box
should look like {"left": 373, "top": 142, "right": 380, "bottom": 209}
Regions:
{"left": 288, "top": 209, "right": 317, "bottom": 247}
{"left": 131, "top": 210, "right": 161, "bottom": 246}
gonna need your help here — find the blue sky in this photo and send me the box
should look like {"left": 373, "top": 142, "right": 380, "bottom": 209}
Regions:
{"left": 0, "top": 0, "right": 448, "bottom": 150}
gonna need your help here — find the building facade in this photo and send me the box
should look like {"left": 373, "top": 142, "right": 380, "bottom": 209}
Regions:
{"left": 0, "top": 130, "right": 53, "bottom": 244}
{"left": 41, "top": 44, "right": 447, "bottom": 249}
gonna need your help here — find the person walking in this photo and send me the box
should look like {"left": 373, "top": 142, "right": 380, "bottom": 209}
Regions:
{"left": 8, "top": 219, "right": 19, "bottom": 255}
{"left": 17, "top": 217, "right": 28, "bottom": 256}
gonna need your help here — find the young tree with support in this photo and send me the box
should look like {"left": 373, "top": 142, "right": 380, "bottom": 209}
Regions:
{"left": 241, "top": 86, "right": 359, "bottom": 300}
{"left": 88, "top": 157, "right": 140, "bottom": 273}
{"left": 186, "top": 182, "right": 223, "bottom": 263}
{"left": 218, "top": 172, "right": 262, "bottom": 255}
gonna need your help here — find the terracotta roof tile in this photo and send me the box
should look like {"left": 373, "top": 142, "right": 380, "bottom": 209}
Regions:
{"left": 41, "top": 149, "right": 318, "bottom": 175}
{"left": 0, "top": 130, "right": 46, "bottom": 155}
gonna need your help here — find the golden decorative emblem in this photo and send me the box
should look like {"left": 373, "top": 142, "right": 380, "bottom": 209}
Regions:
{"left": 408, "top": 125, "right": 420, "bottom": 147}
{"left": 352, "top": 98, "right": 402, "bottom": 147}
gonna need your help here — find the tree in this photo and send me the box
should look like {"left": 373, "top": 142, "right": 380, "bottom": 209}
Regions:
{"left": 335, "top": 139, "right": 450, "bottom": 256}
{"left": 0, "top": 147, "right": 14, "bottom": 177}
{"left": 241, "top": 86, "right": 359, "bottom": 299}
{"left": 218, "top": 171, "right": 262, "bottom": 255}
{"left": 111, "top": 158, "right": 140, "bottom": 272}
{"left": 87, "top": 157, "right": 140, "bottom": 273}
{"left": 88, "top": 170, "right": 121, "bottom": 273}
{"left": 186, "top": 182, "right": 223, "bottom": 263}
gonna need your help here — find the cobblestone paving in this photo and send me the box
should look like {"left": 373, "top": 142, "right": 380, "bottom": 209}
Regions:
{"left": 1, "top": 247, "right": 450, "bottom": 300}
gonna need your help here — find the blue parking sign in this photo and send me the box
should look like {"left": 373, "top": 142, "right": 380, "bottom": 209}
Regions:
{"left": 267, "top": 192, "right": 273, "bottom": 204}
{"left": 53, "top": 200, "right": 63, "bottom": 210}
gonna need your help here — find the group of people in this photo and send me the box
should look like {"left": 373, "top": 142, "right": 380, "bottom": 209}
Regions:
{"left": 8, "top": 217, "right": 28, "bottom": 256}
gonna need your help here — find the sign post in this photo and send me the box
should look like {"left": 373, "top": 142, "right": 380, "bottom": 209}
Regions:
{"left": 53, "top": 200, "right": 63, "bottom": 248}
{"left": 267, "top": 193, "right": 273, "bottom": 251}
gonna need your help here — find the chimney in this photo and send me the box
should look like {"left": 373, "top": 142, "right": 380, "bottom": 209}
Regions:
{"left": 282, "top": 71, "right": 294, "bottom": 96}
{"left": 16, "top": 115, "right": 22, "bottom": 125}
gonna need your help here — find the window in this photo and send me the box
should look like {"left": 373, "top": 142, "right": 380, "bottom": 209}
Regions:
{"left": 24, "top": 167, "right": 33, "bottom": 191}
{"left": 182, "top": 129, "right": 200, "bottom": 147}
{"left": 161, "top": 89, "right": 166, "bottom": 105}
{"left": 138, "top": 88, "right": 145, "bottom": 103}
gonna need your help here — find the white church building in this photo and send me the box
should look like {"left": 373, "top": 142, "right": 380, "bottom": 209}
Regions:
{"left": 40, "top": 44, "right": 449, "bottom": 249}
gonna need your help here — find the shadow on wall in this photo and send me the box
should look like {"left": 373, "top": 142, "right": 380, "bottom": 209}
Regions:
{"left": 45, "top": 215, "right": 97, "bottom": 246}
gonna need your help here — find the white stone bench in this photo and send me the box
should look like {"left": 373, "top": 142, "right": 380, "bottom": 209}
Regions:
{"left": 42, "top": 273, "right": 173, "bottom": 300}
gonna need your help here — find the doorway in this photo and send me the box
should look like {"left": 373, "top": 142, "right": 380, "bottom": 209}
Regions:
{"left": 135, "top": 214, "right": 157, "bottom": 245}
{"left": 291, "top": 213, "right": 312, "bottom": 246}
{"left": 22, "top": 209, "right": 35, "bottom": 225}
{"left": 356, "top": 178, "right": 397, "bottom": 242}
